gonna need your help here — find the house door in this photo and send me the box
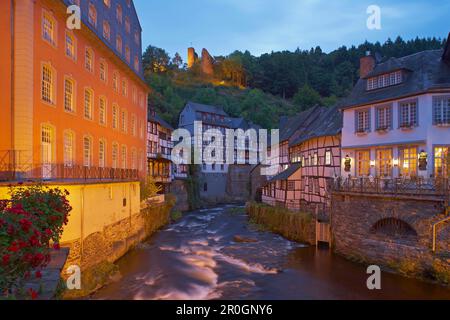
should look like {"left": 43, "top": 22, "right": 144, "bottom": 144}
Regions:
{"left": 41, "top": 126, "right": 53, "bottom": 179}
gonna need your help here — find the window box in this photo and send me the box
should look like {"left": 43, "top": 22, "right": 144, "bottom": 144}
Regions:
{"left": 399, "top": 123, "right": 414, "bottom": 130}
{"left": 375, "top": 126, "right": 390, "bottom": 133}
{"left": 356, "top": 130, "right": 369, "bottom": 136}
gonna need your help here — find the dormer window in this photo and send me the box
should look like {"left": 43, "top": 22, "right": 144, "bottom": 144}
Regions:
{"left": 367, "top": 70, "right": 403, "bottom": 91}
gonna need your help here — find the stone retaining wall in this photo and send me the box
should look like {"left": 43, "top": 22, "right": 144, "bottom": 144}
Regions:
{"left": 331, "top": 192, "right": 450, "bottom": 285}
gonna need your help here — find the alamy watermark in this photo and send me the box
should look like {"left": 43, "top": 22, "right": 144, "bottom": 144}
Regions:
{"left": 66, "top": 5, "right": 81, "bottom": 30}
{"left": 367, "top": 265, "right": 382, "bottom": 290}
{"left": 367, "top": 5, "right": 382, "bottom": 30}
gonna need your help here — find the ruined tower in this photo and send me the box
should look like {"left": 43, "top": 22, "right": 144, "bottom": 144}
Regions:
{"left": 187, "top": 47, "right": 197, "bottom": 68}
{"left": 201, "top": 48, "right": 215, "bottom": 76}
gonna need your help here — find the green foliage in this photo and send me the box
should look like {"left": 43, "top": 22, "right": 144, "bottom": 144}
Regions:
{"left": 140, "top": 176, "right": 163, "bottom": 201}
{"left": 170, "top": 210, "right": 183, "bottom": 221}
{"left": 143, "top": 36, "right": 445, "bottom": 128}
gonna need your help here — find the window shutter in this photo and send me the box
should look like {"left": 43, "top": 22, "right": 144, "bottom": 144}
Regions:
{"left": 354, "top": 111, "right": 358, "bottom": 133}
{"left": 375, "top": 107, "right": 379, "bottom": 130}
{"left": 432, "top": 98, "right": 437, "bottom": 125}
{"left": 368, "top": 108, "right": 372, "bottom": 131}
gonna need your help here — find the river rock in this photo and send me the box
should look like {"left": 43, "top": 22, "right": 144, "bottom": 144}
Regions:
{"left": 233, "top": 235, "right": 259, "bottom": 243}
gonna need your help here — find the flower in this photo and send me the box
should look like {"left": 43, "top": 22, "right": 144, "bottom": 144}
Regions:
{"left": 28, "top": 288, "right": 38, "bottom": 300}
{"left": 2, "top": 254, "right": 11, "bottom": 265}
{"left": 35, "top": 271, "right": 42, "bottom": 279}
{"left": 19, "top": 218, "right": 32, "bottom": 232}
{"left": 8, "top": 242, "right": 20, "bottom": 253}
{"left": 53, "top": 243, "right": 60, "bottom": 250}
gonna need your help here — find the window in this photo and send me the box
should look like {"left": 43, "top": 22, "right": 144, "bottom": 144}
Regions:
{"left": 103, "top": 21, "right": 110, "bottom": 40}
{"left": 313, "top": 153, "right": 318, "bottom": 166}
{"left": 83, "top": 136, "right": 92, "bottom": 167}
{"left": 134, "top": 31, "right": 140, "bottom": 45}
{"left": 125, "top": 46, "right": 131, "bottom": 63}
{"left": 131, "top": 115, "right": 137, "bottom": 136}
{"left": 41, "top": 64, "right": 54, "bottom": 104}
{"left": 99, "top": 140, "right": 106, "bottom": 168}
{"left": 112, "top": 104, "right": 118, "bottom": 129}
{"left": 356, "top": 109, "right": 370, "bottom": 133}
{"left": 116, "top": 5, "right": 123, "bottom": 24}
{"left": 84, "top": 88, "right": 93, "bottom": 120}
{"left": 399, "top": 100, "right": 418, "bottom": 128}
{"left": 325, "top": 151, "right": 332, "bottom": 166}
{"left": 376, "top": 105, "right": 392, "bottom": 130}
{"left": 131, "top": 148, "right": 137, "bottom": 170}
{"left": 65, "top": 32, "right": 76, "bottom": 59}
{"left": 112, "top": 143, "right": 119, "bottom": 168}
{"left": 432, "top": 96, "right": 450, "bottom": 125}
{"left": 64, "top": 78, "right": 75, "bottom": 112}
{"left": 63, "top": 131, "right": 75, "bottom": 167}
{"left": 99, "top": 97, "right": 107, "bottom": 125}
{"left": 116, "top": 36, "right": 122, "bottom": 53}
{"left": 134, "top": 56, "right": 139, "bottom": 71}
{"left": 88, "top": 3, "right": 97, "bottom": 27}
{"left": 125, "top": 17, "right": 131, "bottom": 34}
{"left": 356, "top": 150, "right": 370, "bottom": 177}
{"left": 121, "top": 79, "right": 128, "bottom": 96}
{"left": 376, "top": 149, "right": 393, "bottom": 177}
{"left": 367, "top": 71, "right": 402, "bottom": 91}
{"left": 434, "top": 147, "right": 449, "bottom": 177}
{"left": 113, "top": 72, "right": 119, "bottom": 91}
{"left": 100, "top": 61, "right": 107, "bottom": 82}
{"left": 121, "top": 145, "right": 127, "bottom": 169}
{"left": 103, "top": 0, "right": 111, "bottom": 8}
{"left": 85, "top": 48, "right": 94, "bottom": 72}
{"left": 42, "top": 12, "right": 56, "bottom": 46}
{"left": 399, "top": 147, "right": 417, "bottom": 177}
{"left": 121, "top": 109, "right": 127, "bottom": 133}
{"left": 132, "top": 86, "right": 137, "bottom": 104}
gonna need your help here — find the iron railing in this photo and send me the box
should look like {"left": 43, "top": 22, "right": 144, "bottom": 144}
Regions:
{"left": 332, "top": 176, "right": 449, "bottom": 198}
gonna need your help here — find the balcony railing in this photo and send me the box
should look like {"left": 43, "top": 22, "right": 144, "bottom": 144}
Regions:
{"left": 0, "top": 162, "right": 139, "bottom": 182}
{"left": 332, "top": 176, "right": 449, "bottom": 198}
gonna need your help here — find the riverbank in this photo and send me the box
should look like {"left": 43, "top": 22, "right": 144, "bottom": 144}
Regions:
{"left": 246, "top": 202, "right": 315, "bottom": 244}
{"left": 92, "top": 205, "right": 450, "bottom": 300}
{"left": 61, "top": 195, "right": 176, "bottom": 299}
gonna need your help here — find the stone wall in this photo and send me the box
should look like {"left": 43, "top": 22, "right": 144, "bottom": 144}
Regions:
{"left": 61, "top": 200, "right": 173, "bottom": 298}
{"left": 171, "top": 179, "right": 190, "bottom": 212}
{"left": 249, "top": 165, "right": 268, "bottom": 201}
{"left": 226, "top": 165, "right": 253, "bottom": 201}
{"left": 331, "top": 192, "right": 450, "bottom": 284}
{"left": 246, "top": 202, "right": 315, "bottom": 245}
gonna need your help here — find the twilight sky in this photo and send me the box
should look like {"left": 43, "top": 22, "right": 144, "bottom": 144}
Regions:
{"left": 134, "top": 0, "right": 449, "bottom": 61}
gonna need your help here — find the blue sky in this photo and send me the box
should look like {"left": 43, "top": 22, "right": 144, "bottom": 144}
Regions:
{"left": 134, "top": 0, "right": 449, "bottom": 61}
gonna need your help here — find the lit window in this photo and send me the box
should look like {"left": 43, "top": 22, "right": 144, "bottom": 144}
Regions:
{"left": 325, "top": 151, "right": 332, "bottom": 166}
{"left": 63, "top": 131, "right": 75, "bottom": 167}
{"left": 399, "top": 147, "right": 417, "bottom": 177}
{"left": 121, "top": 145, "right": 127, "bottom": 169}
{"left": 42, "top": 64, "right": 54, "bottom": 104}
{"left": 42, "top": 12, "right": 56, "bottom": 45}
{"left": 84, "top": 88, "right": 93, "bottom": 120}
{"left": 112, "top": 104, "right": 118, "bottom": 129}
{"left": 112, "top": 72, "right": 119, "bottom": 91}
{"left": 112, "top": 143, "right": 119, "bottom": 169}
{"left": 434, "top": 147, "right": 449, "bottom": 177}
{"left": 376, "top": 149, "right": 393, "bottom": 177}
{"left": 356, "top": 150, "right": 370, "bottom": 177}
{"left": 121, "top": 109, "right": 127, "bottom": 133}
{"left": 122, "top": 79, "right": 128, "bottom": 96}
{"left": 131, "top": 148, "right": 137, "bottom": 170}
{"left": 83, "top": 136, "right": 92, "bottom": 167}
{"left": 99, "top": 140, "right": 106, "bottom": 168}
{"left": 99, "top": 97, "right": 107, "bottom": 125}
{"left": 64, "top": 78, "right": 75, "bottom": 112}
{"left": 100, "top": 61, "right": 107, "bottom": 82}
{"left": 65, "top": 32, "right": 76, "bottom": 59}
{"left": 131, "top": 115, "right": 136, "bottom": 136}
{"left": 85, "top": 48, "right": 94, "bottom": 72}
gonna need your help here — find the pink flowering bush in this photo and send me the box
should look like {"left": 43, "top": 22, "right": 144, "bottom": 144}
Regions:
{"left": 0, "top": 185, "right": 72, "bottom": 298}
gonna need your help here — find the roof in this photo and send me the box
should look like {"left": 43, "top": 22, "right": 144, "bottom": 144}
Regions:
{"left": 290, "top": 106, "right": 342, "bottom": 147}
{"left": 339, "top": 49, "right": 450, "bottom": 110}
{"left": 279, "top": 106, "right": 321, "bottom": 142}
{"left": 186, "top": 101, "right": 228, "bottom": 116}
{"left": 149, "top": 113, "right": 174, "bottom": 130}
{"left": 269, "top": 163, "right": 302, "bottom": 182}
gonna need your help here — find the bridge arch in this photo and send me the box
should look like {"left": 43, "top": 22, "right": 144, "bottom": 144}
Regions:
{"left": 370, "top": 218, "right": 418, "bottom": 239}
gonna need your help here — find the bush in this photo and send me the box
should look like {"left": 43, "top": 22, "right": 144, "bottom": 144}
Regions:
{"left": 0, "top": 185, "right": 72, "bottom": 298}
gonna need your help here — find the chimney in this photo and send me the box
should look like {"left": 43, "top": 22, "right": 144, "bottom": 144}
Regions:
{"left": 360, "top": 51, "right": 375, "bottom": 78}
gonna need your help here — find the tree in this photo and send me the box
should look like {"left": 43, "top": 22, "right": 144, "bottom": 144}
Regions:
{"left": 142, "top": 45, "right": 171, "bottom": 75}
{"left": 172, "top": 52, "right": 184, "bottom": 70}
{"left": 293, "top": 84, "right": 322, "bottom": 111}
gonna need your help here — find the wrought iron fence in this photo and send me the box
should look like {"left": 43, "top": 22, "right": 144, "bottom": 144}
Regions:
{"left": 332, "top": 176, "right": 449, "bottom": 198}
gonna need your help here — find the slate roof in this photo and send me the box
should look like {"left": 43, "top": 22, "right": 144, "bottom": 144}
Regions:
{"left": 187, "top": 101, "right": 228, "bottom": 116}
{"left": 338, "top": 48, "right": 450, "bottom": 110}
{"left": 289, "top": 106, "right": 342, "bottom": 147}
{"left": 279, "top": 106, "right": 322, "bottom": 142}
{"left": 269, "top": 163, "right": 302, "bottom": 182}
{"left": 149, "top": 113, "right": 174, "bottom": 131}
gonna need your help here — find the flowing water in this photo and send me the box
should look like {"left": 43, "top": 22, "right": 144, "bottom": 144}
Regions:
{"left": 93, "top": 206, "right": 450, "bottom": 300}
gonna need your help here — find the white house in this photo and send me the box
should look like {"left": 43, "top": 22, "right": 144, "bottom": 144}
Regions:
{"left": 339, "top": 37, "right": 450, "bottom": 180}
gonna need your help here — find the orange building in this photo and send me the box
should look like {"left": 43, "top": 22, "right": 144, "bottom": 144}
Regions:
{"left": 0, "top": 0, "right": 149, "bottom": 181}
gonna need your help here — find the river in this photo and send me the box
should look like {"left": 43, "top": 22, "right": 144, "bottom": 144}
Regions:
{"left": 93, "top": 205, "right": 450, "bottom": 300}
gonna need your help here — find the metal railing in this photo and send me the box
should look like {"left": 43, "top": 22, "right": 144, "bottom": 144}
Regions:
{"left": 332, "top": 176, "right": 449, "bottom": 198}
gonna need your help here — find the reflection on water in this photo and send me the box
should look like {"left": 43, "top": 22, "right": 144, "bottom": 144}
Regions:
{"left": 93, "top": 206, "right": 450, "bottom": 300}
